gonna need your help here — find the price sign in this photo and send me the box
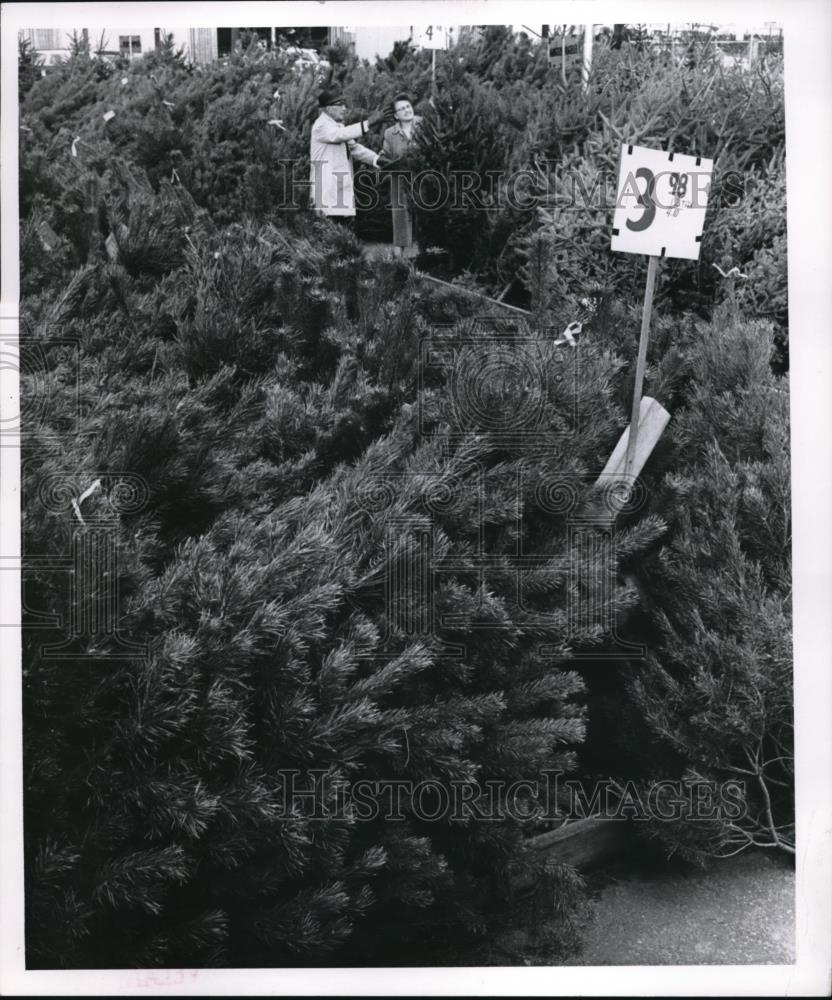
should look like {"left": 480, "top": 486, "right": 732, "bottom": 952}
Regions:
{"left": 416, "top": 25, "right": 449, "bottom": 50}
{"left": 611, "top": 145, "right": 714, "bottom": 260}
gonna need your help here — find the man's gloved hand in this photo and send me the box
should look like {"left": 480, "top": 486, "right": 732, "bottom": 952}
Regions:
{"left": 397, "top": 152, "right": 418, "bottom": 172}
{"left": 367, "top": 106, "right": 396, "bottom": 128}
{"left": 375, "top": 152, "right": 400, "bottom": 170}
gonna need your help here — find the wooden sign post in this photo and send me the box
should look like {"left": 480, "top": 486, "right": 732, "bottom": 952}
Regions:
{"left": 610, "top": 144, "right": 714, "bottom": 485}
{"left": 581, "top": 24, "right": 594, "bottom": 91}
{"left": 549, "top": 27, "right": 584, "bottom": 81}
{"left": 625, "top": 254, "right": 658, "bottom": 479}
{"left": 416, "top": 25, "right": 449, "bottom": 99}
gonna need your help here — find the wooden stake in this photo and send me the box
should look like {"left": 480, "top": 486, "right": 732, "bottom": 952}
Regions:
{"left": 431, "top": 48, "right": 437, "bottom": 98}
{"left": 581, "top": 24, "right": 593, "bottom": 91}
{"left": 624, "top": 255, "right": 659, "bottom": 481}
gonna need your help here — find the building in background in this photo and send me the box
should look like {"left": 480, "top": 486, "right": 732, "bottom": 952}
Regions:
{"left": 19, "top": 23, "right": 480, "bottom": 67}
{"left": 162, "top": 25, "right": 357, "bottom": 62}
{"left": 18, "top": 25, "right": 342, "bottom": 66}
{"left": 20, "top": 22, "right": 782, "bottom": 70}
{"left": 18, "top": 25, "right": 156, "bottom": 68}
{"left": 350, "top": 26, "right": 412, "bottom": 61}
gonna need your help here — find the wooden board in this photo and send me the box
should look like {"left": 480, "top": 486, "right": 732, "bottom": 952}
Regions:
{"left": 511, "top": 817, "right": 633, "bottom": 891}
{"left": 599, "top": 395, "right": 671, "bottom": 483}
{"left": 416, "top": 272, "right": 533, "bottom": 319}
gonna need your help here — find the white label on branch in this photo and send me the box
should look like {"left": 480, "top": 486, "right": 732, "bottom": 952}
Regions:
{"left": 611, "top": 144, "right": 714, "bottom": 261}
{"left": 102, "top": 110, "right": 116, "bottom": 122}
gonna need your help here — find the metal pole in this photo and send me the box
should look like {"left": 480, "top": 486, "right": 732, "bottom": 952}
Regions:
{"left": 624, "top": 255, "right": 659, "bottom": 482}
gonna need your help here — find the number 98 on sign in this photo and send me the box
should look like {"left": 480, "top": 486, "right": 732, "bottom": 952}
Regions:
{"left": 611, "top": 144, "right": 714, "bottom": 261}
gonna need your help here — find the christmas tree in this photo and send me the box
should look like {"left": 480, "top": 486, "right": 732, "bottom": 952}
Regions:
{"left": 621, "top": 307, "right": 792, "bottom": 860}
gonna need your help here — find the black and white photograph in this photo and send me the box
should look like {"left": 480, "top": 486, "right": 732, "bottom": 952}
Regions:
{"left": 1, "top": 0, "right": 830, "bottom": 994}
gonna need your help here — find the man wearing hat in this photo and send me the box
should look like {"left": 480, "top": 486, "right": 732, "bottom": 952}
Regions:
{"left": 309, "top": 87, "right": 394, "bottom": 222}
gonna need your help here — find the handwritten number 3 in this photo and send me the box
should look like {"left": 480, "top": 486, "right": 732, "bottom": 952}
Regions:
{"left": 626, "top": 167, "right": 657, "bottom": 232}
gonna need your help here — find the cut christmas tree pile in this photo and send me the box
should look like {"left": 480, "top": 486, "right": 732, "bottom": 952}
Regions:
{"left": 22, "top": 165, "right": 666, "bottom": 966}
{"left": 18, "top": 31, "right": 791, "bottom": 968}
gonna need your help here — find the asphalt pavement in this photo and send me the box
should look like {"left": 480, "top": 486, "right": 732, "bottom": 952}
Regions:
{"left": 564, "top": 849, "right": 795, "bottom": 965}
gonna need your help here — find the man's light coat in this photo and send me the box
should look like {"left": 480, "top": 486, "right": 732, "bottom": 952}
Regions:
{"left": 309, "top": 112, "right": 379, "bottom": 217}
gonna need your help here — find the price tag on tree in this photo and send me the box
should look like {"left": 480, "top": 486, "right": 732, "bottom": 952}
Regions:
{"left": 416, "top": 25, "right": 449, "bottom": 50}
{"left": 611, "top": 144, "right": 714, "bottom": 260}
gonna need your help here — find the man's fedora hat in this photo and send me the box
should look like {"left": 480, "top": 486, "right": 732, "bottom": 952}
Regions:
{"left": 318, "top": 87, "right": 346, "bottom": 107}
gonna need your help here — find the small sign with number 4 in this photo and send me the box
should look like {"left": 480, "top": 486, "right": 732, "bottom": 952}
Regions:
{"left": 611, "top": 144, "right": 714, "bottom": 260}
{"left": 418, "top": 25, "right": 449, "bottom": 50}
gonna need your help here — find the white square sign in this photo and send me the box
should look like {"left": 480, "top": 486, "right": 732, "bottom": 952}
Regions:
{"left": 415, "top": 25, "right": 449, "bottom": 50}
{"left": 611, "top": 144, "right": 714, "bottom": 260}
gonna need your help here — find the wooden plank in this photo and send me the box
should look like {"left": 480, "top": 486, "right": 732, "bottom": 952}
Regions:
{"left": 511, "top": 817, "right": 632, "bottom": 890}
{"left": 574, "top": 396, "right": 670, "bottom": 527}
{"left": 416, "top": 271, "right": 532, "bottom": 319}
{"left": 528, "top": 816, "right": 630, "bottom": 869}
{"left": 599, "top": 395, "right": 671, "bottom": 484}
